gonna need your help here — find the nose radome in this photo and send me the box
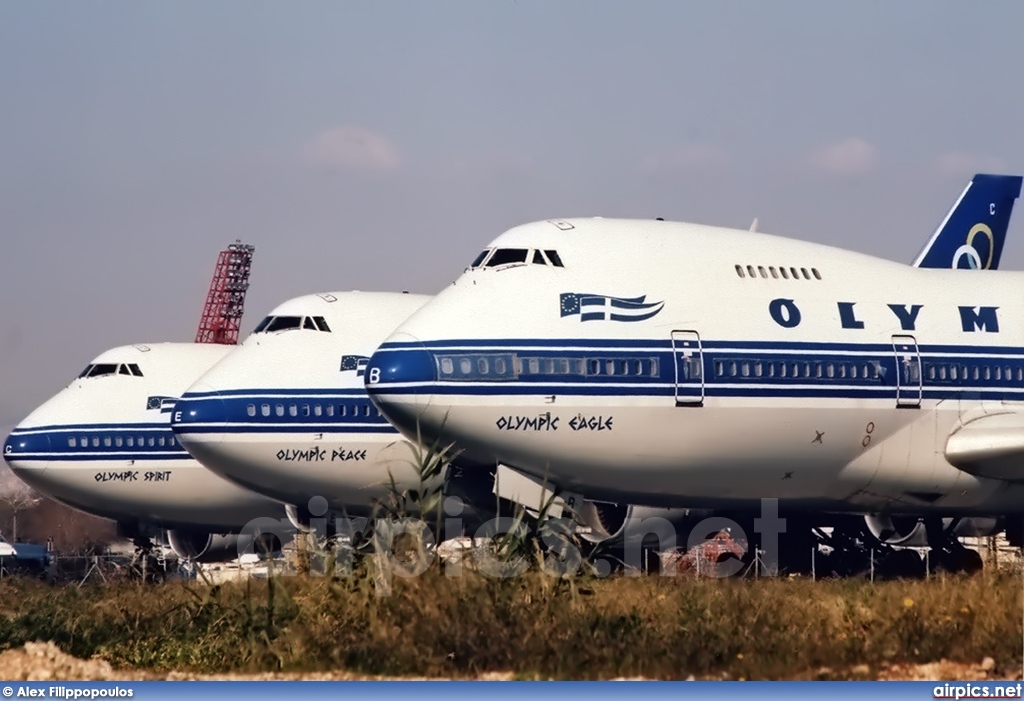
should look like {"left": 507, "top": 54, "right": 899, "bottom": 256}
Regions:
{"left": 170, "top": 383, "right": 227, "bottom": 446}
{"left": 365, "top": 333, "right": 437, "bottom": 393}
{"left": 3, "top": 426, "right": 51, "bottom": 473}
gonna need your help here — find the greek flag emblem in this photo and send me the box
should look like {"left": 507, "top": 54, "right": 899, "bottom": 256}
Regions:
{"left": 559, "top": 293, "right": 664, "bottom": 322}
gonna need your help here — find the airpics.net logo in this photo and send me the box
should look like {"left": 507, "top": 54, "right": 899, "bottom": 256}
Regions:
{"left": 933, "top": 682, "right": 1022, "bottom": 699}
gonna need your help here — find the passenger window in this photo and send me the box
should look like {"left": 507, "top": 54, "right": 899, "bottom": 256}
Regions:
{"left": 364, "top": 405, "right": 371, "bottom": 417}
{"left": 478, "top": 358, "right": 489, "bottom": 374}
{"left": 839, "top": 364, "right": 847, "bottom": 379}
{"left": 606, "top": 360, "right": 616, "bottom": 376}
{"left": 812, "top": 268, "right": 822, "bottom": 280}
{"left": 339, "top": 405, "right": 347, "bottom": 417}
{"left": 314, "top": 405, "right": 322, "bottom": 417}
{"left": 769, "top": 267, "right": 778, "bottom": 279}
{"left": 159, "top": 436, "right": 165, "bottom": 447}
{"left": 127, "top": 437, "right": 134, "bottom": 447}
{"left": 741, "top": 362, "right": 750, "bottom": 377}
{"left": 460, "top": 358, "right": 472, "bottom": 374}
{"left": 728, "top": 361, "right": 737, "bottom": 377}
{"left": 939, "top": 366, "right": 947, "bottom": 380}
{"left": 68, "top": 437, "right": 76, "bottom": 447}
{"left": 485, "top": 248, "right": 529, "bottom": 267}
{"left": 261, "top": 404, "right": 270, "bottom": 417}
{"left": 780, "top": 267, "right": 789, "bottom": 280}
{"left": 758, "top": 266, "right": 767, "bottom": 278}
{"left": 779, "top": 363, "right": 788, "bottom": 378}
{"left": 302, "top": 405, "right": 310, "bottom": 417}
{"left": 247, "top": 404, "right": 256, "bottom": 417}
{"left": 92, "top": 437, "right": 100, "bottom": 447}
{"left": 746, "top": 265, "right": 756, "bottom": 277}
{"left": 575, "top": 359, "right": 587, "bottom": 375}
{"left": 826, "top": 364, "right": 835, "bottom": 379}
{"left": 790, "top": 267, "right": 800, "bottom": 279}
{"left": 276, "top": 404, "right": 284, "bottom": 417}
{"left": 326, "top": 405, "right": 333, "bottom": 417}
{"left": 440, "top": 358, "right": 454, "bottom": 375}
{"left": 735, "top": 265, "right": 745, "bottom": 278}
{"left": 544, "top": 250, "right": 564, "bottom": 267}
{"left": 801, "top": 268, "right": 810, "bottom": 279}
{"left": 589, "top": 359, "right": 601, "bottom": 376}
{"left": 950, "top": 366, "right": 958, "bottom": 381}
{"left": 754, "top": 362, "right": 763, "bottom": 377}
{"left": 984, "top": 366, "right": 991, "bottom": 381}
{"left": 289, "top": 404, "right": 297, "bottom": 417}
{"left": 170, "top": 437, "right": 176, "bottom": 447}
{"left": 115, "top": 436, "right": 123, "bottom": 447}
{"left": 544, "top": 358, "right": 556, "bottom": 374}
{"left": 148, "top": 437, "right": 155, "bottom": 447}
{"left": 559, "top": 358, "right": 571, "bottom": 374}
{"left": 1007, "top": 366, "right": 1013, "bottom": 381}
{"left": 529, "top": 358, "right": 540, "bottom": 374}
{"left": 927, "top": 366, "right": 936, "bottom": 381}
{"left": 850, "top": 365, "right": 858, "bottom": 379}
{"left": 715, "top": 360, "right": 724, "bottom": 377}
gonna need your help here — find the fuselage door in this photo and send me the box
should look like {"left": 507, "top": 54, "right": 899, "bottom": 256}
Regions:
{"left": 892, "top": 334, "right": 922, "bottom": 408}
{"left": 672, "top": 330, "right": 704, "bottom": 407}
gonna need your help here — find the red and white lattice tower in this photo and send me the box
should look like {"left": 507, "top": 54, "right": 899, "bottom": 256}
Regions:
{"left": 194, "top": 241, "right": 255, "bottom": 345}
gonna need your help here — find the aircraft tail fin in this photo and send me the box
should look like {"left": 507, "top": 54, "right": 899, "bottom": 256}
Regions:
{"left": 913, "top": 173, "right": 1022, "bottom": 269}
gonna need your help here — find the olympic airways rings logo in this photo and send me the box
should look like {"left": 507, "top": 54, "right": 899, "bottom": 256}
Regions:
{"left": 951, "top": 205, "right": 997, "bottom": 270}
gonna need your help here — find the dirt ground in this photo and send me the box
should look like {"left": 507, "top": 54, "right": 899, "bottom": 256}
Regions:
{"left": 0, "top": 641, "right": 1020, "bottom": 681}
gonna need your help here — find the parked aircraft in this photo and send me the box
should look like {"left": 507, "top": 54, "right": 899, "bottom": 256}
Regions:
{"left": 364, "top": 177, "right": 1024, "bottom": 574}
{"left": 3, "top": 343, "right": 292, "bottom": 562}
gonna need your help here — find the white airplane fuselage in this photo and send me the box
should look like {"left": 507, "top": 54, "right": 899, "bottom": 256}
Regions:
{"left": 3, "top": 343, "right": 288, "bottom": 531}
{"left": 171, "top": 292, "right": 444, "bottom": 517}
{"left": 365, "top": 217, "right": 1024, "bottom": 516}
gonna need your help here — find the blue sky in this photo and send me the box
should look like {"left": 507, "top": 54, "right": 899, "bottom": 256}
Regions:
{"left": 2, "top": 1, "right": 1023, "bottom": 424}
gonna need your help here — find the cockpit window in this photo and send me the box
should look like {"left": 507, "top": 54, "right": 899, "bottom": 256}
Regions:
{"left": 470, "top": 249, "right": 492, "bottom": 268}
{"left": 78, "top": 363, "right": 119, "bottom": 378}
{"left": 254, "top": 315, "right": 331, "bottom": 334}
{"left": 469, "top": 247, "right": 564, "bottom": 271}
{"left": 264, "top": 316, "right": 303, "bottom": 332}
{"left": 485, "top": 248, "right": 530, "bottom": 267}
{"left": 78, "top": 363, "right": 145, "bottom": 378}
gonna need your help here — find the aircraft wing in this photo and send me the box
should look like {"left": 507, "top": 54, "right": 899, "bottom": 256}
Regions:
{"left": 945, "top": 410, "right": 1024, "bottom": 481}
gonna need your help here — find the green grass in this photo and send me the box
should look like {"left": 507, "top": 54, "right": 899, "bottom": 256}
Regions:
{"left": 0, "top": 565, "right": 1020, "bottom": 679}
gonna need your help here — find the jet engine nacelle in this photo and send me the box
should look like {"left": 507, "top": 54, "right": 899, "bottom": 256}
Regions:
{"left": 865, "top": 515, "right": 1002, "bottom": 547}
{"left": 574, "top": 501, "right": 711, "bottom": 550}
{"left": 167, "top": 529, "right": 285, "bottom": 563}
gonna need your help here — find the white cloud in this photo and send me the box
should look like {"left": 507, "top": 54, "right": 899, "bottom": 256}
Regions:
{"left": 935, "top": 151, "right": 1005, "bottom": 178}
{"left": 300, "top": 125, "right": 402, "bottom": 173}
{"left": 639, "top": 143, "right": 726, "bottom": 175}
{"left": 806, "top": 137, "right": 879, "bottom": 176}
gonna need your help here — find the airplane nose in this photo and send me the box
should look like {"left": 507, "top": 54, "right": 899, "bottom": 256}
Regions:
{"left": 170, "top": 384, "right": 228, "bottom": 447}
{"left": 364, "top": 333, "right": 436, "bottom": 397}
{"left": 364, "top": 333, "right": 436, "bottom": 429}
{"left": 3, "top": 426, "right": 51, "bottom": 473}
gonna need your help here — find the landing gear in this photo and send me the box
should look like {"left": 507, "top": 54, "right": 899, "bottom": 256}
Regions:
{"left": 925, "top": 518, "right": 983, "bottom": 576}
